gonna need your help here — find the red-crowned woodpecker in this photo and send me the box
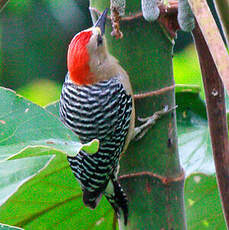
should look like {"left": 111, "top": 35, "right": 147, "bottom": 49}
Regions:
{"left": 59, "top": 9, "right": 135, "bottom": 225}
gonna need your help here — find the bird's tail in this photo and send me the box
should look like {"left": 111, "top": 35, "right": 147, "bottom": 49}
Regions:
{"left": 67, "top": 152, "right": 128, "bottom": 225}
{"left": 67, "top": 151, "right": 108, "bottom": 209}
{"left": 104, "top": 175, "right": 128, "bottom": 225}
{"left": 82, "top": 189, "right": 103, "bottom": 209}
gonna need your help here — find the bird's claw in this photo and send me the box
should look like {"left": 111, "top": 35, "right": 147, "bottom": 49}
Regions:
{"left": 133, "top": 105, "right": 177, "bottom": 141}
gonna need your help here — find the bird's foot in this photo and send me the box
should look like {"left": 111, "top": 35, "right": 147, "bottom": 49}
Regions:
{"left": 133, "top": 105, "right": 177, "bottom": 141}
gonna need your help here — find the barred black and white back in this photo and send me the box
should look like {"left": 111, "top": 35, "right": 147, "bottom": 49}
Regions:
{"left": 59, "top": 73, "right": 132, "bottom": 223}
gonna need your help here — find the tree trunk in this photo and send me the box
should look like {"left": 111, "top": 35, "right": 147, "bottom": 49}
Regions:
{"left": 90, "top": 1, "right": 186, "bottom": 229}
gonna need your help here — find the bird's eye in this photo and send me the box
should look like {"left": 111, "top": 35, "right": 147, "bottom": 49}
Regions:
{"left": 97, "top": 34, "right": 103, "bottom": 46}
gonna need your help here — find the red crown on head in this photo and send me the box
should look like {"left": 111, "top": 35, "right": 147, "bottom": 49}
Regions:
{"left": 67, "top": 30, "right": 94, "bottom": 85}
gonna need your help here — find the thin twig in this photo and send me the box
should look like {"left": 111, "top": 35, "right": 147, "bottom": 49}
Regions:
{"left": 119, "top": 170, "right": 185, "bottom": 185}
{"left": 110, "top": 6, "right": 123, "bottom": 39}
{"left": 134, "top": 84, "right": 175, "bottom": 99}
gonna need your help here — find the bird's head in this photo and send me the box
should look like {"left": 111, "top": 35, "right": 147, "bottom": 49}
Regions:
{"left": 67, "top": 9, "right": 110, "bottom": 85}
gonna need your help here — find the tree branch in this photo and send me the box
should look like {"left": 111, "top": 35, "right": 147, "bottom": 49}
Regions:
{"left": 192, "top": 21, "right": 229, "bottom": 230}
{"left": 188, "top": 0, "right": 229, "bottom": 95}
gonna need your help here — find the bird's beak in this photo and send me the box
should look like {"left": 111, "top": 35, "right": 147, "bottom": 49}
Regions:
{"left": 94, "top": 8, "right": 108, "bottom": 36}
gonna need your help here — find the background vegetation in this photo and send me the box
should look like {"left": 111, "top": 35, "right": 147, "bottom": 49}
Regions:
{"left": 0, "top": 0, "right": 194, "bottom": 103}
{"left": 0, "top": 0, "right": 225, "bottom": 103}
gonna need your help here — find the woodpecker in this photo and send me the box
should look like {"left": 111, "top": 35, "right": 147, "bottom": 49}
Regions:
{"left": 59, "top": 9, "right": 135, "bottom": 225}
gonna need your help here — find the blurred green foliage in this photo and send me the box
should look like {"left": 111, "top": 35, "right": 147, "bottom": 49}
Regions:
{"left": 14, "top": 43, "right": 203, "bottom": 106}
{"left": 0, "top": 0, "right": 91, "bottom": 94}
{"left": 17, "top": 79, "right": 61, "bottom": 106}
{"left": 173, "top": 44, "right": 204, "bottom": 98}
{"left": 0, "top": 0, "right": 222, "bottom": 106}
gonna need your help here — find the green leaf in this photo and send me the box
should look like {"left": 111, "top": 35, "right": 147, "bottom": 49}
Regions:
{"left": 0, "top": 155, "right": 54, "bottom": 206}
{"left": 0, "top": 87, "right": 99, "bottom": 160}
{"left": 185, "top": 174, "right": 226, "bottom": 229}
{"left": 0, "top": 87, "right": 224, "bottom": 229}
{"left": 44, "top": 100, "right": 60, "bottom": 117}
{"left": 81, "top": 139, "right": 100, "bottom": 155}
{"left": 176, "top": 91, "right": 215, "bottom": 176}
{"left": 0, "top": 148, "right": 114, "bottom": 230}
{"left": 0, "top": 90, "right": 113, "bottom": 229}
{"left": 176, "top": 89, "right": 226, "bottom": 229}
{"left": 0, "top": 223, "right": 23, "bottom": 230}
